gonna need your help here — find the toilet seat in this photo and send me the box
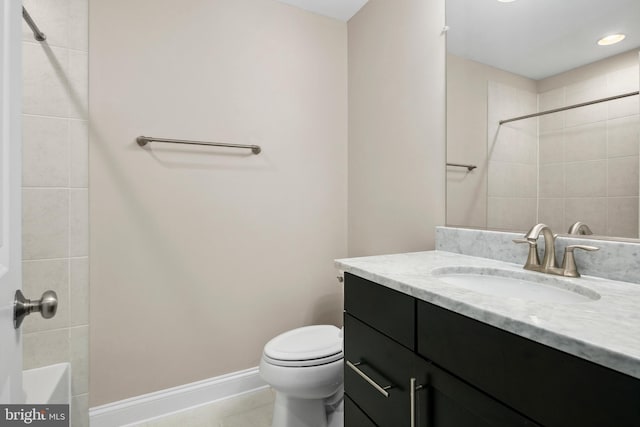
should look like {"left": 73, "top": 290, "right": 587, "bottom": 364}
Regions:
{"left": 263, "top": 325, "right": 343, "bottom": 367}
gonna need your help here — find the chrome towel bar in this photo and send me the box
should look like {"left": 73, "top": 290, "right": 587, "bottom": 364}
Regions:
{"left": 137, "top": 136, "right": 261, "bottom": 155}
{"left": 447, "top": 162, "right": 477, "bottom": 171}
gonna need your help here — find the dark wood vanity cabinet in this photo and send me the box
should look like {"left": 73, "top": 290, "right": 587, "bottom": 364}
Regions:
{"left": 343, "top": 272, "right": 640, "bottom": 427}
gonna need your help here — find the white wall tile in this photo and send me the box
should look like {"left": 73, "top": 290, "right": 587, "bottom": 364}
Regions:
{"left": 564, "top": 197, "right": 607, "bottom": 236}
{"left": 22, "top": 115, "right": 69, "bottom": 187}
{"left": 23, "top": 43, "right": 69, "bottom": 117}
{"left": 70, "top": 326, "right": 89, "bottom": 396}
{"left": 563, "top": 122, "right": 606, "bottom": 162}
{"left": 608, "top": 96, "right": 638, "bottom": 120}
{"left": 538, "top": 198, "right": 565, "bottom": 232}
{"left": 566, "top": 76, "right": 609, "bottom": 104}
{"left": 488, "top": 161, "right": 536, "bottom": 197}
{"left": 539, "top": 131, "right": 563, "bottom": 165}
{"left": 487, "top": 197, "right": 536, "bottom": 231}
{"left": 539, "top": 164, "right": 564, "bottom": 198}
{"left": 67, "top": 50, "right": 88, "bottom": 119}
{"left": 70, "top": 189, "right": 89, "bottom": 257}
{"left": 564, "top": 77, "right": 608, "bottom": 128}
{"left": 608, "top": 115, "right": 639, "bottom": 158}
{"left": 539, "top": 88, "right": 565, "bottom": 132}
{"left": 565, "top": 160, "right": 607, "bottom": 197}
{"left": 70, "top": 120, "right": 88, "bottom": 188}
{"left": 489, "top": 126, "right": 536, "bottom": 164}
{"left": 68, "top": 0, "right": 89, "bottom": 51}
{"left": 608, "top": 156, "right": 639, "bottom": 197}
{"left": 22, "top": 260, "right": 69, "bottom": 334}
{"left": 565, "top": 103, "right": 608, "bottom": 128}
{"left": 70, "top": 257, "right": 89, "bottom": 327}
{"left": 607, "top": 197, "right": 639, "bottom": 238}
{"left": 23, "top": 189, "right": 69, "bottom": 260}
{"left": 607, "top": 65, "right": 639, "bottom": 94}
{"left": 606, "top": 56, "right": 638, "bottom": 120}
{"left": 71, "top": 394, "right": 89, "bottom": 427}
{"left": 22, "top": 0, "right": 89, "bottom": 415}
{"left": 23, "top": 329, "right": 70, "bottom": 370}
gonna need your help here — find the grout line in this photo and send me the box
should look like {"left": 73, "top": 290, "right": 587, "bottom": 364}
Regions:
{"left": 23, "top": 256, "right": 88, "bottom": 263}
{"left": 22, "top": 187, "right": 88, "bottom": 190}
{"left": 23, "top": 113, "right": 88, "bottom": 122}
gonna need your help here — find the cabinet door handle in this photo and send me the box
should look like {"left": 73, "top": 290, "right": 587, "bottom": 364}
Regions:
{"left": 410, "top": 377, "right": 424, "bottom": 427}
{"left": 346, "top": 360, "right": 393, "bottom": 398}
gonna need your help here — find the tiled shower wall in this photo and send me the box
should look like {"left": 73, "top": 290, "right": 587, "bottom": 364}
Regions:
{"left": 486, "top": 52, "right": 640, "bottom": 237}
{"left": 537, "top": 60, "right": 639, "bottom": 237}
{"left": 21, "top": 0, "right": 89, "bottom": 426}
{"left": 487, "top": 81, "right": 538, "bottom": 231}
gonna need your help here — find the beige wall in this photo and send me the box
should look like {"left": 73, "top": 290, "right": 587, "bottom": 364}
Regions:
{"left": 446, "top": 54, "right": 537, "bottom": 229}
{"left": 347, "top": 0, "right": 446, "bottom": 257}
{"left": 21, "top": 0, "right": 90, "bottom": 424}
{"left": 89, "top": 0, "right": 347, "bottom": 405}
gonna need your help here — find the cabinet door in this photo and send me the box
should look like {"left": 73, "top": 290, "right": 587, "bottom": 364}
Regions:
{"left": 344, "top": 395, "right": 377, "bottom": 427}
{"left": 417, "top": 300, "right": 640, "bottom": 426}
{"left": 345, "top": 314, "right": 415, "bottom": 427}
{"left": 413, "top": 357, "right": 539, "bottom": 427}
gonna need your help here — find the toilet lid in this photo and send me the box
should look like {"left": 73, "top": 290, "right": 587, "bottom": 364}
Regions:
{"left": 264, "top": 325, "right": 343, "bottom": 364}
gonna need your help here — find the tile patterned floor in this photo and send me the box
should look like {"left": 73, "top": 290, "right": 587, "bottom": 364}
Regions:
{"left": 129, "top": 387, "right": 274, "bottom": 427}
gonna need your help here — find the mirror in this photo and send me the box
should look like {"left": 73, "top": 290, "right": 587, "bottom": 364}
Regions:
{"left": 445, "top": 0, "right": 640, "bottom": 239}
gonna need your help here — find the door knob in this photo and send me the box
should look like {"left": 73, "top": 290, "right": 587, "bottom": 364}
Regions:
{"left": 14, "top": 289, "right": 58, "bottom": 329}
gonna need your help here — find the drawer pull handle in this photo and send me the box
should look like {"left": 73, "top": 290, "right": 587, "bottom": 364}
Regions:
{"left": 346, "top": 360, "right": 393, "bottom": 398}
{"left": 410, "top": 378, "right": 424, "bottom": 427}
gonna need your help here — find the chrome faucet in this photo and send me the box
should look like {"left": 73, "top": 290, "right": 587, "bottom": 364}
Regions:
{"left": 514, "top": 224, "right": 599, "bottom": 277}
{"left": 567, "top": 221, "right": 593, "bottom": 235}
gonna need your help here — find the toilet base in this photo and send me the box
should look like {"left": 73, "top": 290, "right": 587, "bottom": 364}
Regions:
{"left": 327, "top": 399, "right": 344, "bottom": 427}
{"left": 272, "top": 393, "right": 328, "bottom": 427}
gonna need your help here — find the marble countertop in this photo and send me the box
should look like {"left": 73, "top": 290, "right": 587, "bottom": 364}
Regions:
{"left": 335, "top": 250, "right": 640, "bottom": 380}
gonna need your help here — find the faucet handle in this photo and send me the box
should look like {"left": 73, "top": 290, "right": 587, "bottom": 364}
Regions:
{"left": 566, "top": 244, "right": 599, "bottom": 252}
{"left": 561, "top": 245, "right": 599, "bottom": 277}
{"left": 512, "top": 238, "right": 532, "bottom": 244}
{"left": 513, "top": 238, "right": 540, "bottom": 269}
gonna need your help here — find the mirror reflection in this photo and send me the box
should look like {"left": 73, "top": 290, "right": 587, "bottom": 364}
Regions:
{"left": 446, "top": 0, "right": 640, "bottom": 239}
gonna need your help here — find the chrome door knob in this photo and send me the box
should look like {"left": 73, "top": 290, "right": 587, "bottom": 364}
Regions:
{"left": 14, "top": 289, "right": 58, "bottom": 329}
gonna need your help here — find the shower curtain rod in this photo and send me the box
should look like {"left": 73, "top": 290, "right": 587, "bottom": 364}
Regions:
{"left": 500, "top": 90, "right": 639, "bottom": 125}
{"left": 23, "top": 7, "right": 46, "bottom": 42}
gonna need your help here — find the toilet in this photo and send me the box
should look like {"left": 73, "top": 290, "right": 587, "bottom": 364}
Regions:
{"left": 259, "top": 325, "right": 344, "bottom": 427}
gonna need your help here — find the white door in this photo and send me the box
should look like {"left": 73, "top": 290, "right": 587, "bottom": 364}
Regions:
{"left": 0, "top": 0, "right": 23, "bottom": 404}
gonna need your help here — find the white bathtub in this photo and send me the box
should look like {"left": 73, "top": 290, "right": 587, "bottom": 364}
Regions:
{"left": 23, "top": 363, "right": 71, "bottom": 404}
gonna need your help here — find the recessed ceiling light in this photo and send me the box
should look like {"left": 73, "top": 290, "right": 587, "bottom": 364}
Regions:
{"left": 497, "top": 0, "right": 516, "bottom": 2}
{"left": 598, "top": 34, "right": 626, "bottom": 46}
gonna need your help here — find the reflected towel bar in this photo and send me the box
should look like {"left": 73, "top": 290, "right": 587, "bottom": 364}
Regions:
{"left": 23, "top": 7, "right": 46, "bottom": 42}
{"left": 447, "top": 162, "right": 477, "bottom": 171}
{"left": 500, "top": 91, "right": 639, "bottom": 125}
{"left": 137, "top": 136, "right": 261, "bottom": 155}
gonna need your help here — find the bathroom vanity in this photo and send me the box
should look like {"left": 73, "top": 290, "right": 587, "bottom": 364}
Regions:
{"left": 337, "top": 250, "right": 640, "bottom": 427}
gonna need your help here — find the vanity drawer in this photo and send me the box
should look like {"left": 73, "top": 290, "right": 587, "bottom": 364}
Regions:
{"left": 344, "top": 272, "right": 415, "bottom": 349}
{"left": 344, "top": 395, "right": 377, "bottom": 427}
{"left": 417, "top": 300, "right": 640, "bottom": 427}
{"left": 344, "top": 313, "right": 414, "bottom": 427}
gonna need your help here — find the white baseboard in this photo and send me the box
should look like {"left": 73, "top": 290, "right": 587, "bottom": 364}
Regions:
{"left": 89, "top": 367, "right": 267, "bottom": 427}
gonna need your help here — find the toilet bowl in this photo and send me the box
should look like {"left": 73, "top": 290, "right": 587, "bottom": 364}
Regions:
{"left": 259, "top": 325, "right": 344, "bottom": 427}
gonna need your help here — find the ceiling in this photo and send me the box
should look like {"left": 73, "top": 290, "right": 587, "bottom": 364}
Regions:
{"left": 446, "top": 0, "right": 640, "bottom": 80}
{"left": 276, "top": 0, "right": 368, "bottom": 22}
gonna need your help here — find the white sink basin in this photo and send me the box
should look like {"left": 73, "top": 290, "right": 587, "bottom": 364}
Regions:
{"left": 432, "top": 266, "right": 600, "bottom": 304}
